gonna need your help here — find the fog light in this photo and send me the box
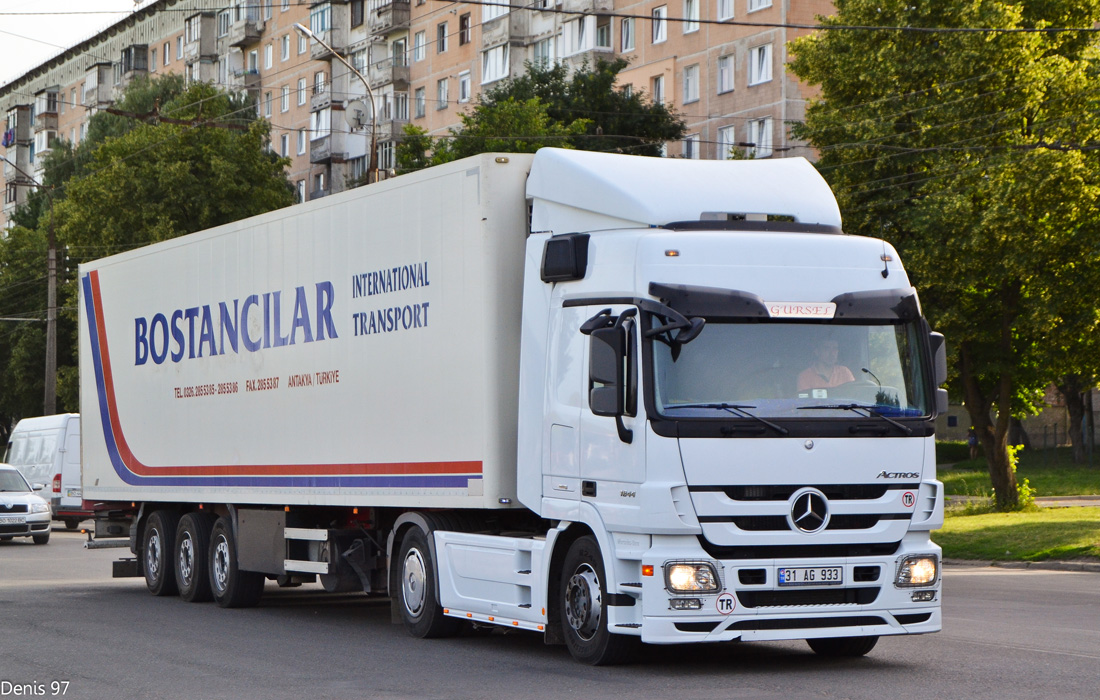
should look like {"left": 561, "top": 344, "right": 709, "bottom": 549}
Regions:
{"left": 670, "top": 598, "right": 703, "bottom": 610}
{"left": 911, "top": 590, "right": 936, "bottom": 602}
{"left": 665, "top": 561, "right": 720, "bottom": 593}
{"left": 895, "top": 555, "right": 939, "bottom": 587}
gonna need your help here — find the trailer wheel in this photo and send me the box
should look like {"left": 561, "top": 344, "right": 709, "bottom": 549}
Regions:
{"left": 142, "top": 510, "right": 180, "bottom": 596}
{"left": 208, "top": 516, "right": 264, "bottom": 608}
{"left": 176, "top": 512, "right": 216, "bottom": 603}
{"left": 559, "top": 536, "right": 635, "bottom": 665}
{"left": 64, "top": 518, "right": 80, "bottom": 531}
{"left": 396, "top": 527, "right": 459, "bottom": 638}
{"left": 807, "top": 635, "right": 879, "bottom": 657}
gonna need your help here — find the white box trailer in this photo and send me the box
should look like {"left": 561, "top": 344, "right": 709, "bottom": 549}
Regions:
{"left": 80, "top": 150, "right": 947, "bottom": 665}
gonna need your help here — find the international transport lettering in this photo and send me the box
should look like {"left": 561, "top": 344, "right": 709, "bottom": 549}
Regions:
{"left": 134, "top": 281, "right": 337, "bottom": 366}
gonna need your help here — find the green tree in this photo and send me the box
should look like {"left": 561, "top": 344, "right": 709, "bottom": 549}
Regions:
{"left": 789, "top": 0, "right": 1100, "bottom": 509}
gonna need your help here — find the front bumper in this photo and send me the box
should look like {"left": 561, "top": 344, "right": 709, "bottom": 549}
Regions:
{"left": 612, "top": 533, "right": 942, "bottom": 644}
{"left": 0, "top": 513, "right": 52, "bottom": 539}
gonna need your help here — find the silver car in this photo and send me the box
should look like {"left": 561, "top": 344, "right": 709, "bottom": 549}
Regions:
{"left": 0, "top": 463, "right": 52, "bottom": 544}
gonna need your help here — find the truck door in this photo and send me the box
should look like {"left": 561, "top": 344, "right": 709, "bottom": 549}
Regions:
{"left": 579, "top": 305, "right": 645, "bottom": 489}
{"left": 542, "top": 305, "right": 587, "bottom": 502}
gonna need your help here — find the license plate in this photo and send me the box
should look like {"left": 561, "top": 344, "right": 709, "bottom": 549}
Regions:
{"left": 778, "top": 566, "right": 843, "bottom": 586}
{"left": 0, "top": 515, "right": 26, "bottom": 525}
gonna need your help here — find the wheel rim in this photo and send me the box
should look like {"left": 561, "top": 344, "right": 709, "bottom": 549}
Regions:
{"left": 402, "top": 547, "right": 427, "bottom": 618}
{"left": 565, "top": 564, "right": 602, "bottom": 641}
{"left": 145, "top": 528, "right": 162, "bottom": 581}
{"left": 178, "top": 533, "right": 195, "bottom": 586}
{"left": 212, "top": 536, "right": 230, "bottom": 593}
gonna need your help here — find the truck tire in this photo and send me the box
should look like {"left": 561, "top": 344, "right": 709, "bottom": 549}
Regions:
{"left": 142, "top": 510, "right": 180, "bottom": 596}
{"left": 208, "top": 516, "right": 264, "bottom": 608}
{"left": 559, "top": 535, "right": 636, "bottom": 666}
{"left": 32, "top": 532, "right": 50, "bottom": 545}
{"left": 64, "top": 518, "right": 80, "bottom": 531}
{"left": 396, "top": 526, "right": 459, "bottom": 638}
{"left": 175, "top": 512, "right": 216, "bottom": 603}
{"left": 807, "top": 635, "right": 879, "bottom": 657}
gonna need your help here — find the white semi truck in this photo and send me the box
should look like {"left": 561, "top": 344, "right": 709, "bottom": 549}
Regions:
{"left": 79, "top": 149, "right": 946, "bottom": 665}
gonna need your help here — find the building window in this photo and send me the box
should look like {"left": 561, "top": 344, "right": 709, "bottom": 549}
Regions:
{"left": 683, "top": 134, "right": 700, "bottom": 159}
{"left": 264, "top": 44, "right": 273, "bottom": 70}
{"left": 717, "top": 125, "right": 736, "bottom": 160}
{"left": 436, "top": 79, "right": 448, "bottom": 109}
{"left": 596, "top": 15, "right": 611, "bottom": 48}
{"left": 652, "top": 6, "right": 667, "bottom": 44}
{"left": 483, "top": 2, "right": 508, "bottom": 22}
{"left": 264, "top": 1, "right": 273, "bottom": 20}
{"left": 683, "top": 64, "right": 699, "bottom": 103}
{"left": 264, "top": 91, "right": 272, "bottom": 117}
{"left": 458, "top": 71, "right": 471, "bottom": 102}
{"left": 281, "top": 86, "right": 290, "bottom": 112}
{"left": 298, "top": 129, "right": 307, "bottom": 154}
{"left": 281, "top": 133, "right": 290, "bottom": 157}
{"left": 394, "top": 92, "right": 408, "bottom": 120}
{"left": 313, "top": 172, "right": 326, "bottom": 195}
{"left": 163, "top": 41, "right": 170, "bottom": 66}
{"left": 351, "top": 0, "right": 364, "bottom": 28}
{"left": 748, "top": 0, "right": 773, "bottom": 10}
{"left": 218, "top": 56, "right": 229, "bottom": 84}
{"left": 248, "top": 50, "right": 259, "bottom": 72}
{"left": 299, "top": 34, "right": 308, "bottom": 54}
{"left": 185, "top": 15, "right": 200, "bottom": 43}
{"left": 315, "top": 71, "right": 327, "bottom": 94}
{"left": 748, "top": 118, "right": 773, "bottom": 157}
{"left": 297, "top": 180, "right": 306, "bottom": 202}
{"left": 298, "top": 78, "right": 307, "bottom": 105}
{"left": 718, "top": 0, "right": 734, "bottom": 20}
{"left": 534, "top": 37, "right": 555, "bottom": 65}
{"left": 683, "top": 0, "right": 699, "bottom": 33}
{"left": 310, "top": 107, "right": 331, "bottom": 140}
{"left": 651, "top": 74, "right": 664, "bottom": 104}
{"left": 414, "top": 87, "right": 425, "bottom": 118}
{"left": 717, "top": 55, "right": 734, "bottom": 93}
{"left": 414, "top": 32, "right": 426, "bottom": 61}
{"left": 281, "top": 35, "right": 290, "bottom": 61}
{"left": 283, "top": 0, "right": 290, "bottom": 11}
{"left": 218, "top": 10, "right": 230, "bottom": 37}
{"left": 567, "top": 18, "right": 590, "bottom": 54}
{"left": 459, "top": 14, "right": 471, "bottom": 45}
{"left": 379, "top": 141, "right": 395, "bottom": 171}
{"left": 749, "top": 43, "right": 772, "bottom": 85}
{"left": 176, "top": 36, "right": 183, "bottom": 60}
{"left": 621, "top": 18, "right": 634, "bottom": 51}
{"left": 437, "top": 23, "right": 448, "bottom": 53}
{"left": 481, "top": 45, "right": 509, "bottom": 84}
{"left": 310, "top": 3, "right": 331, "bottom": 34}
{"left": 151, "top": 49, "right": 157, "bottom": 71}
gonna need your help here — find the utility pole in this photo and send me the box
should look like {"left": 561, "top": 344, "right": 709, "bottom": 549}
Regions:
{"left": 1, "top": 154, "right": 57, "bottom": 414}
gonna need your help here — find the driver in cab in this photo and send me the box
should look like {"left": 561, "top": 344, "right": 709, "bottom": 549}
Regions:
{"left": 797, "top": 338, "right": 855, "bottom": 391}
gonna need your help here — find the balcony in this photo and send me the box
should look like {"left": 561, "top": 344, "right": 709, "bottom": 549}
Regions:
{"left": 310, "top": 135, "right": 332, "bottom": 164}
{"left": 35, "top": 111, "right": 58, "bottom": 133}
{"left": 310, "top": 86, "right": 333, "bottom": 113}
{"left": 368, "top": 56, "right": 409, "bottom": 90}
{"left": 367, "top": 0, "right": 410, "bottom": 34}
{"left": 229, "top": 18, "right": 264, "bottom": 47}
{"left": 311, "top": 27, "right": 347, "bottom": 61}
{"left": 374, "top": 118, "right": 409, "bottom": 141}
{"left": 230, "top": 69, "right": 262, "bottom": 92}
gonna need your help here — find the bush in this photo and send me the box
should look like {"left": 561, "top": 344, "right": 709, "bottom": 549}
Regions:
{"left": 936, "top": 441, "right": 973, "bottom": 463}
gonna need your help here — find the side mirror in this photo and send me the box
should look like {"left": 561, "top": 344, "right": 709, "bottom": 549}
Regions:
{"left": 589, "top": 326, "right": 624, "bottom": 417}
{"left": 929, "top": 332, "right": 947, "bottom": 386}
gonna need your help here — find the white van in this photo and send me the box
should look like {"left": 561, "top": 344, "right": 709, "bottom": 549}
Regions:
{"left": 4, "top": 414, "right": 90, "bottom": 529}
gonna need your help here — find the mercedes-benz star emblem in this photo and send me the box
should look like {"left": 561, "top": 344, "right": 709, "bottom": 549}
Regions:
{"left": 789, "top": 489, "right": 830, "bottom": 533}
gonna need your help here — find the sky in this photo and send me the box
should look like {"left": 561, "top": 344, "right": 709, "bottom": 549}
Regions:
{"left": 0, "top": 1, "right": 156, "bottom": 87}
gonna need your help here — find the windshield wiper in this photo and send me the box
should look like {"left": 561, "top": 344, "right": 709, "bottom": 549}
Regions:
{"left": 664, "top": 403, "right": 789, "bottom": 436}
{"left": 797, "top": 403, "right": 913, "bottom": 435}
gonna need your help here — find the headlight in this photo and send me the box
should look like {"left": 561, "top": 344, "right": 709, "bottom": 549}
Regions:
{"left": 895, "top": 555, "right": 939, "bottom": 587}
{"left": 664, "top": 561, "right": 720, "bottom": 593}
{"left": 30, "top": 502, "right": 51, "bottom": 514}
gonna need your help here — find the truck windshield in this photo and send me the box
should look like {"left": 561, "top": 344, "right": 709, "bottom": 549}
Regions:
{"left": 651, "top": 319, "right": 931, "bottom": 420}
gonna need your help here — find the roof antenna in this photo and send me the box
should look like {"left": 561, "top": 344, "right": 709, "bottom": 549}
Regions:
{"left": 880, "top": 241, "right": 891, "bottom": 279}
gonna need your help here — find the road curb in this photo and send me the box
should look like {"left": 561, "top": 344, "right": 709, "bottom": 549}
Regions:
{"left": 945, "top": 558, "right": 1100, "bottom": 573}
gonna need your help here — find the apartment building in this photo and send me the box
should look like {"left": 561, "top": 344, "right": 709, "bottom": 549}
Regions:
{"left": 2, "top": 0, "right": 832, "bottom": 228}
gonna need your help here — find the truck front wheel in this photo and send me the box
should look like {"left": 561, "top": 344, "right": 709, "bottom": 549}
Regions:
{"left": 208, "top": 516, "right": 264, "bottom": 608}
{"left": 807, "top": 635, "right": 879, "bottom": 657}
{"left": 396, "top": 526, "right": 459, "bottom": 638}
{"left": 176, "top": 512, "right": 215, "bottom": 603}
{"left": 142, "top": 510, "right": 180, "bottom": 596}
{"left": 559, "top": 536, "right": 635, "bottom": 665}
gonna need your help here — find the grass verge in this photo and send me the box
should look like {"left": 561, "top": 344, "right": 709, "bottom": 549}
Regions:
{"left": 939, "top": 447, "right": 1100, "bottom": 498}
{"left": 935, "top": 507, "right": 1100, "bottom": 561}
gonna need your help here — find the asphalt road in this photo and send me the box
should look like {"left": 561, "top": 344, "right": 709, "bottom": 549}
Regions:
{"left": 1, "top": 528, "right": 1098, "bottom": 700}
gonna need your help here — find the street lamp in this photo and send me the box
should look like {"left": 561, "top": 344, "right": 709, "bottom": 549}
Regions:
{"left": 293, "top": 22, "right": 378, "bottom": 184}
{"left": 0, "top": 153, "right": 57, "bottom": 415}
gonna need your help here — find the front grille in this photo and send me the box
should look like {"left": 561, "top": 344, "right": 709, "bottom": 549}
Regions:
{"left": 700, "top": 538, "right": 902, "bottom": 560}
{"left": 737, "top": 587, "right": 879, "bottom": 608}
{"left": 728, "top": 616, "right": 887, "bottom": 631}
{"left": 853, "top": 566, "right": 881, "bottom": 582}
{"left": 730, "top": 516, "right": 789, "bottom": 531}
{"left": 0, "top": 524, "right": 31, "bottom": 534}
{"left": 716, "top": 514, "right": 909, "bottom": 531}
{"left": 708, "top": 484, "right": 898, "bottom": 501}
{"left": 0, "top": 503, "right": 30, "bottom": 513}
{"left": 738, "top": 568, "right": 767, "bottom": 585}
